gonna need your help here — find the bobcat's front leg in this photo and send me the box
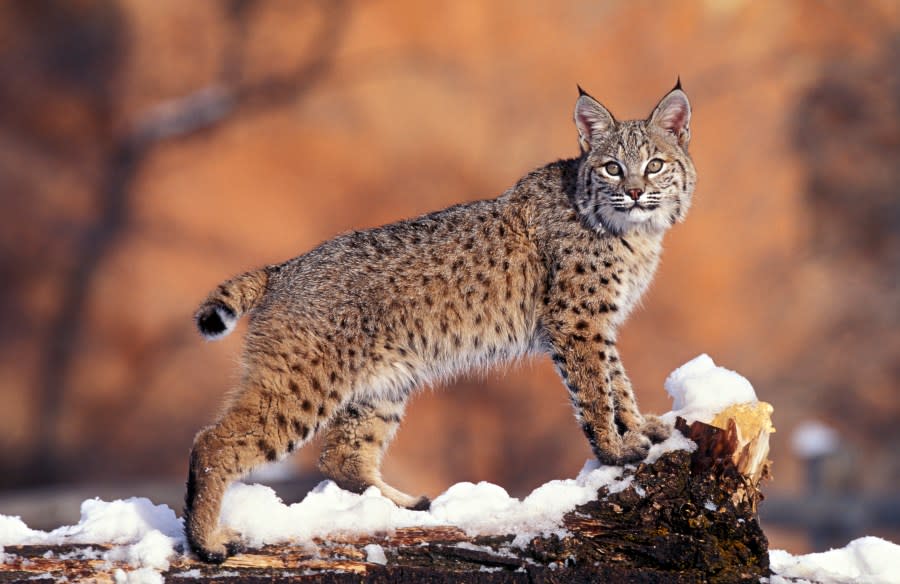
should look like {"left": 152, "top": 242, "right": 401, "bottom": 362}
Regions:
{"left": 605, "top": 344, "right": 671, "bottom": 444}
{"left": 546, "top": 327, "right": 651, "bottom": 465}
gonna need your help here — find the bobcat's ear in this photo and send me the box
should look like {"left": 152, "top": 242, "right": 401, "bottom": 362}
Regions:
{"left": 648, "top": 81, "right": 691, "bottom": 147}
{"left": 574, "top": 86, "right": 616, "bottom": 152}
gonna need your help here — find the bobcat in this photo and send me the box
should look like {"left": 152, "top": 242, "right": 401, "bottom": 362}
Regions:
{"left": 184, "top": 82, "right": 695, "bottom": 562}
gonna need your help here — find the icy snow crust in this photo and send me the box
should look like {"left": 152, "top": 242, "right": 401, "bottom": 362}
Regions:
{"left": 2, "top": 354, "right": 897, "bottom": 582}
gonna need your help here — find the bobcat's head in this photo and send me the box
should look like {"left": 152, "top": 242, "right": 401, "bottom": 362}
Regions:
{"left": 573, "top": 82, "right": 696, "bottom": 235}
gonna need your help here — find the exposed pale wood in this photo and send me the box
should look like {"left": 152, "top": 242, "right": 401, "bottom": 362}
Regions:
{"left": 712, "top": 401, "right": 774, "bottom": 486}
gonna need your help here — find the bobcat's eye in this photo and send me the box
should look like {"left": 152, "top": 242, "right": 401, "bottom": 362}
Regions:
{"left": 603, "top": 162, "right": 622, "bottom": 176}
{"left": 645, "top": 159, "right": 664, "bottom": 174}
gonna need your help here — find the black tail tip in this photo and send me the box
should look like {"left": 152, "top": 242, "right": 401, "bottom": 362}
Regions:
{"left": 411, "top": 496, "right": 432, "bottom": 511}
{"left": 196, "top": 304, "right": 235, "bottom": 338}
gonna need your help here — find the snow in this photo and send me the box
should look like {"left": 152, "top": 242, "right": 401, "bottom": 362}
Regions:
{"left": 0, "top": 497, "right": 182, "bottom": 581}
{"left": 54, "top": 497, "right": 181, "bottom": 546}
{"left": 1, "top": 355, "right": 896, "bottom": 583}
{"left": 113, "top": 566, "right": 165, "bottom": 584}
{"left": 0, "top": 515, "right": 44, "bottom": 545}
{"left": 453, "top": 541, "right": 515, "bottom": 556}
{"left": 769, "top": 537, "right": 900, "bottom": 584}
{"left": 104, "top": 530, "right": 178, "bottom": 570}
{"left": 363, "top": 543, "right": 387, "bottom": 565}
{"left": 219, "top": 480, "right": 436, "bottom": 547}
{"left": 661, "top": 353, "right": 758, "bottom": 425}
{"left": 792, "top": 420, "right": 840, "bottom": 459}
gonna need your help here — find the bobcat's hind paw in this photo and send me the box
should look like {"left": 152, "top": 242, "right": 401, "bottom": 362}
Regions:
{"left": 188, "top": 527, "right": 244, "bottom": 564}
{"left": 638, "top": 414, "right": 672, "bottom": 444}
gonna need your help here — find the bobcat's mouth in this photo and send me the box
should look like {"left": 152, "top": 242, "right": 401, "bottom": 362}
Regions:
{"left": 617, "top": 203, "right": 659, "bottom": 213}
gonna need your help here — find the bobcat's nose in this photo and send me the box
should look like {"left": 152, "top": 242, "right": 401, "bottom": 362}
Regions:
{"left": 627, "top": 188, "right": 644, "bottom": 201}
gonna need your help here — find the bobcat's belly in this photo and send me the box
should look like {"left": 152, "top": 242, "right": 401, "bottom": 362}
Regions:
{"left": 355, "top": 308, "right": 540, "bottom": 404}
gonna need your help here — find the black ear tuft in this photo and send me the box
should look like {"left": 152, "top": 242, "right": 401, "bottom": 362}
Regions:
{"left": 577, "top": 84, "right": 589, "bottom": 97}
{"left": 674, "top": 76, "right": 683, "bottom": 92}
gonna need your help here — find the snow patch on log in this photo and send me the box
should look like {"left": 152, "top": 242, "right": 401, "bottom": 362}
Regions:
{"left": 662, "top": 353, "right": 759, "bottom": 425}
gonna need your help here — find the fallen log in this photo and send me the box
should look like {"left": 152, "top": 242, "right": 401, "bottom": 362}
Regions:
{"left": 1, "top": 405, "right": 773, "bottom": 583}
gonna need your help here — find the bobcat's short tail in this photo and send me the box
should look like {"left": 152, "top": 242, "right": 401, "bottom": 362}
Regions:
{"left": 195, "top": 267, "right": 271, "bottom": 340}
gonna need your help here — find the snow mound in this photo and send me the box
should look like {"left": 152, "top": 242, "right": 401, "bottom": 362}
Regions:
{"left": 661, "top": 353, "right": 758, "bottom": 425}
{"left": 769, "top": 536, "right": 900, "bottom": 584}
{"left": 219, "top": 480, "right": 440, "bottom": 547}
{"left": 0, "top": 497, "right": 183, "bottom": 579}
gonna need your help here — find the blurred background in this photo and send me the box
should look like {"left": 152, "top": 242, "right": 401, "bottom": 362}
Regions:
{"left": 1, "top": 0, "right": 898, "bottom": 554}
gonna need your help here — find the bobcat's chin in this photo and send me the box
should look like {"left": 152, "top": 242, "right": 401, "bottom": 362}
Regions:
{"left": 594, "top": 206, "right": 675, "bottom": 236}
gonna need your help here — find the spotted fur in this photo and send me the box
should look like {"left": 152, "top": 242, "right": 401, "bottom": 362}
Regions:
{"left": 184, "top": 83, "right": 696, "bottom": 563}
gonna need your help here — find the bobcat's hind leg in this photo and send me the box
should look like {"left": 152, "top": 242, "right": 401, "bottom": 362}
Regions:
{"left": 185, "top": 374, "right": 334, "bottom": 563}
{"left": 318, "top": 397, "right": 430, "bottom": 510}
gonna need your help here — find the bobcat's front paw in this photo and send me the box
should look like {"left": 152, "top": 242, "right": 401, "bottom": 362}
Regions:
{"left": 596, "top": 431, "right": 651, "bottom": 465}
{"left": 638, "top": 414, "right": 672, "bottom": 444}
{"left": 619, "top": 430, "right": 652, "bottom": 463}
{"left": 187, "top": 527, "right": 244, "bottom": 564}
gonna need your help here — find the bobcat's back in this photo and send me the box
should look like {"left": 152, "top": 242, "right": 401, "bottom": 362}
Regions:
{"left": 249, "top": 197, "right": 546, "bottom": 403}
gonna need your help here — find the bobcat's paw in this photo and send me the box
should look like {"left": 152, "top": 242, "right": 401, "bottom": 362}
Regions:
{"left": 188, "top": 527, "right": 244, "bottom": 564}
{"left": 595, "top": 431, "right": 651, "bottom": 466}
{"left": 638, "top": 414, "right": 672, "bottom": 444}
{"left": 619, "top": 430, "right": 652, "bottom": 463}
